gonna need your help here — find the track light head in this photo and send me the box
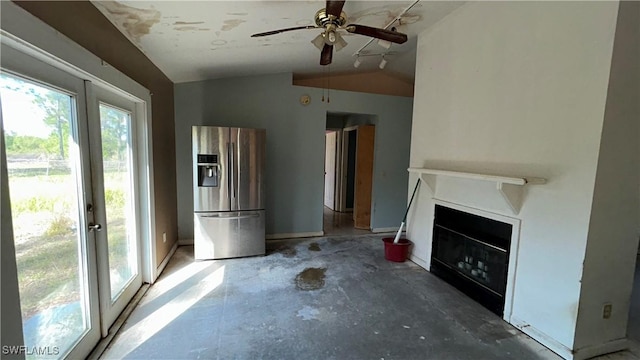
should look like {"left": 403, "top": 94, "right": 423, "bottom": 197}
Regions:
{"left": 353, "top": 56, "right": 361, "bottom": 68}
{"left": 379, "top": 56, "right": 387, "bottom": 69}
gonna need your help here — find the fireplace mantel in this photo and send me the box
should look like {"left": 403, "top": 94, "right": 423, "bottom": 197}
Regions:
{"left": 407, "top": 168, "right": 546, "bottom": 214}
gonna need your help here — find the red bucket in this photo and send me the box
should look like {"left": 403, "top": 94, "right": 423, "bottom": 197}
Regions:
{"left": 382, "top": 237, "right": 412, "bottom": 262}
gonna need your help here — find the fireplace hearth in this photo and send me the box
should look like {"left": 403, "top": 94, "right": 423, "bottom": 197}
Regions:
{"left": 431, "top": 205, "right": 513, "bottom": 315}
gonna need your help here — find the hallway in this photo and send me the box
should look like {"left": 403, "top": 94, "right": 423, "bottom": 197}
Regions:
{"left": 322, "top": 206, "right": 371, "bottom": 236}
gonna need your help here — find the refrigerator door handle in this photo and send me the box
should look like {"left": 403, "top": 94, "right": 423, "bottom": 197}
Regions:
{"left": 230, "top": 142, "right": 236, "bottom": 199}
{"left": 200, "top": 213, "right": 260, "bottom": 220}
{"left": 227, "top": 142, "right": 234, "bottom": 205}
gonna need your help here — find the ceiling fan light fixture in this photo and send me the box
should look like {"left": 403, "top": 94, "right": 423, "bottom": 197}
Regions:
{"left": 311, "top": 33, "right": 326, "bottom": 50}
{"left": 327, "top": 30, "right": 336, "bottom": 44}
{"left": 334, "top": 32, "right": 348, "bottom": 52}
{"left": 377, "top": 39, "right": 392, "bottom": 49}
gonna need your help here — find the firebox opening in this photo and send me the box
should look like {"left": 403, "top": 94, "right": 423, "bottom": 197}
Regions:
{"left": 431, "top": 205, "right": 513, "bottom": 316}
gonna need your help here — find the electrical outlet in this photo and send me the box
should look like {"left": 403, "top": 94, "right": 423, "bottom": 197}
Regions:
{"left": 163, "top": 232, "right": 167, "bottom": 243}
{"left": 603, "top": 303, "right": 612, "bottom": 319}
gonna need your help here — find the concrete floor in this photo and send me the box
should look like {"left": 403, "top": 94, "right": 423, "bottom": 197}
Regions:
{"left": 101, "top": 235, "right": 573, "bottom": 360}
{"left": 99, "top": 204, "right": 640, "bottom": 360}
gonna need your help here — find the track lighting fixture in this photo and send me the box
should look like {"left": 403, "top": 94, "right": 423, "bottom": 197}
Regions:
{"left": 379, "top": 55, "right": 387, "bottom": 69}
{"left": 353, "top": 56, "right": 361, "bottom": 68}
{"left": 352, "top": 52, "right": 394, "bottom": 69}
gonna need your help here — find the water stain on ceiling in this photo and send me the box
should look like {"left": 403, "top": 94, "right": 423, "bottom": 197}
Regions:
{"left": 211, "top": 39, "right": 227, "bottom": 46}
{"left": 174, "top": 26, "right": 210, "bottom": 32}
{"left": 173, "top": 21, "right": 204, "bottom": 25}
{"left": 349, "top": 4, "right": 423, "bottom": 27}
{"left": 221, "top": 19, "right": 246, "bottom": 32}
{"left": 93, "top": 1, "right": 161, "bottom": 44}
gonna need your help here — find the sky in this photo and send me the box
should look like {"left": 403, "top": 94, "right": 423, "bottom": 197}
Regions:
{"left": 1, "top": 74, "right": 60, "bottom": 139}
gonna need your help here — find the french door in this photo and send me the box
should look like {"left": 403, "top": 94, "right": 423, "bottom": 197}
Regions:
{"left": 88, "top": 85, "right": 142, "bottom": 335}
{"left": 1, "top": 45, "right": 142, "bottom": 358}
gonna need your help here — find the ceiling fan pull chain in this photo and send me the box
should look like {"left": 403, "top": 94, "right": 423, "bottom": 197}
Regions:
{"left": 321, "top": 66, "right": 326, "bottom": 102}
{"left": 327, "top": 65, "right": 331, "bottom": 103}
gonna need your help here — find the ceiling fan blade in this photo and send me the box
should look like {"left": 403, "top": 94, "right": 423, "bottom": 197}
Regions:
{"left": 326, "top": 0, "right": 346, "bottom": 18}
{"left": 320, "top": 44, "right": 333, "bottom": 65}
{"left": 251, "top": 25, "right": 319, "bottom": 37}
{"left": 345, "top": 24, "right": 408, "bottom": 44}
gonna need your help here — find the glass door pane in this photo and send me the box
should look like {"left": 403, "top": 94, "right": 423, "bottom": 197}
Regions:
{"left": 1, "top": 73, "right": 91, "bottom": 358}
{"left": 98, "top": 104, "right": 137, "bottom": 300}
{"left": 88, "top": 83, "right": 142, "bottom": 336}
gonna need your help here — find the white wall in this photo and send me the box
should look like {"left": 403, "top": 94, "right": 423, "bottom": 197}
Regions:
{"left": 407, "top": 1, "right": 620, "bottom": 358}
{"left": 575, "top": 0, "right": 640, "bottom": 351}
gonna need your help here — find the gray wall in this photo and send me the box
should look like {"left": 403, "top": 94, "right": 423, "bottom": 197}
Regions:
{"left": 174, "top": 73, "right": 413, "bottom": 239}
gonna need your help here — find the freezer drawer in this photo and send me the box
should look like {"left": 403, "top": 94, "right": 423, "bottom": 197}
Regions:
{"left": 194, "top": 210, "right": 265, "bottom": 260}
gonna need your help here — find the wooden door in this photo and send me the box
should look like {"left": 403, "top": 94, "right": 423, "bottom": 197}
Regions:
{"left": 354, "top": 125, "right": 375, "bottom": 229}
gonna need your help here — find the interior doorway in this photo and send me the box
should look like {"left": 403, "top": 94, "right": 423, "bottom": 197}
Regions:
{"left": 323, "top": 112, "right": 376, "bottom": 236}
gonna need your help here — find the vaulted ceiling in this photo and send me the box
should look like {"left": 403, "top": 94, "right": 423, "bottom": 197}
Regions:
{"left": 91, "top": 1, "right": 464, "bottom": 83}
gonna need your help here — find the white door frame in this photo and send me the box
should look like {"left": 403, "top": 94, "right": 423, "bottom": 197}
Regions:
{"left": 88, "top": 84, "right": 144, "bottom": 336}
{"left": 0, "top": 44, "right": 102, "bottom": 359}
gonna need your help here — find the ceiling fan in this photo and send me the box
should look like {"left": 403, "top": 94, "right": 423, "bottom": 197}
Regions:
{"left": 251, "top": 0, "right": 408, "bottom": 66}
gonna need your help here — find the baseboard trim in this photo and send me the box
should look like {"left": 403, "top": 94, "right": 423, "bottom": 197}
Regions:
{"left": 510, "top": 316, "right": 573, "bottom": 359}
{"left": 573, "top": 338, "right": 628, "bottom": 360}
{"left": 408, "top": 254, "right": 428, "bottom": 270}
{"left": 87, "top": 284, "right": 150, "bottom": 360}
{"left": 372, "top": 227, "right": 402, "bottom": 233}
{"left": 155, "top": 242, "right": 177, "bottom": 282}
{"left": 178, "top": 238, "right": 194, "bottom": 246}
{"left": 266, "top": 232, "right": 324, "bottom": 240}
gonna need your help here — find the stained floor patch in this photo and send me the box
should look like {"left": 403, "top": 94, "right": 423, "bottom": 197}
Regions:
{"left": 295, "top": 267, "right": 326, "bottom": 291}
{"left": 296, "top": 305, "right": 320, "bottom": 321}
{"left": 268, "top": 244, "right": 297, "bottom": 258}
{"left": 308, "top": 242, "right": 321, "bottom": 251}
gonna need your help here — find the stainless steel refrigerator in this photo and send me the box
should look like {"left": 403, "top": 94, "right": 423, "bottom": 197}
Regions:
{"left": 192, "top": 126, "right": 266, "bottom": 260}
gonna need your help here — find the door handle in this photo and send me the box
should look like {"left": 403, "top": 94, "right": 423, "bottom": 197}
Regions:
{"left": 88, "top": 223, "right": 102, "bottom": 232}
{"left": 200, "top": 213, "right": 260, "bottom": 220}
{"left": 230, "top": 142, "right": 236, "bottom": 199}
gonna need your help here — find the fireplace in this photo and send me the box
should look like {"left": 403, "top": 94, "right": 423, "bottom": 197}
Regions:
{"left": 431, "top": 204, "right": 513, "bottom": 316}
